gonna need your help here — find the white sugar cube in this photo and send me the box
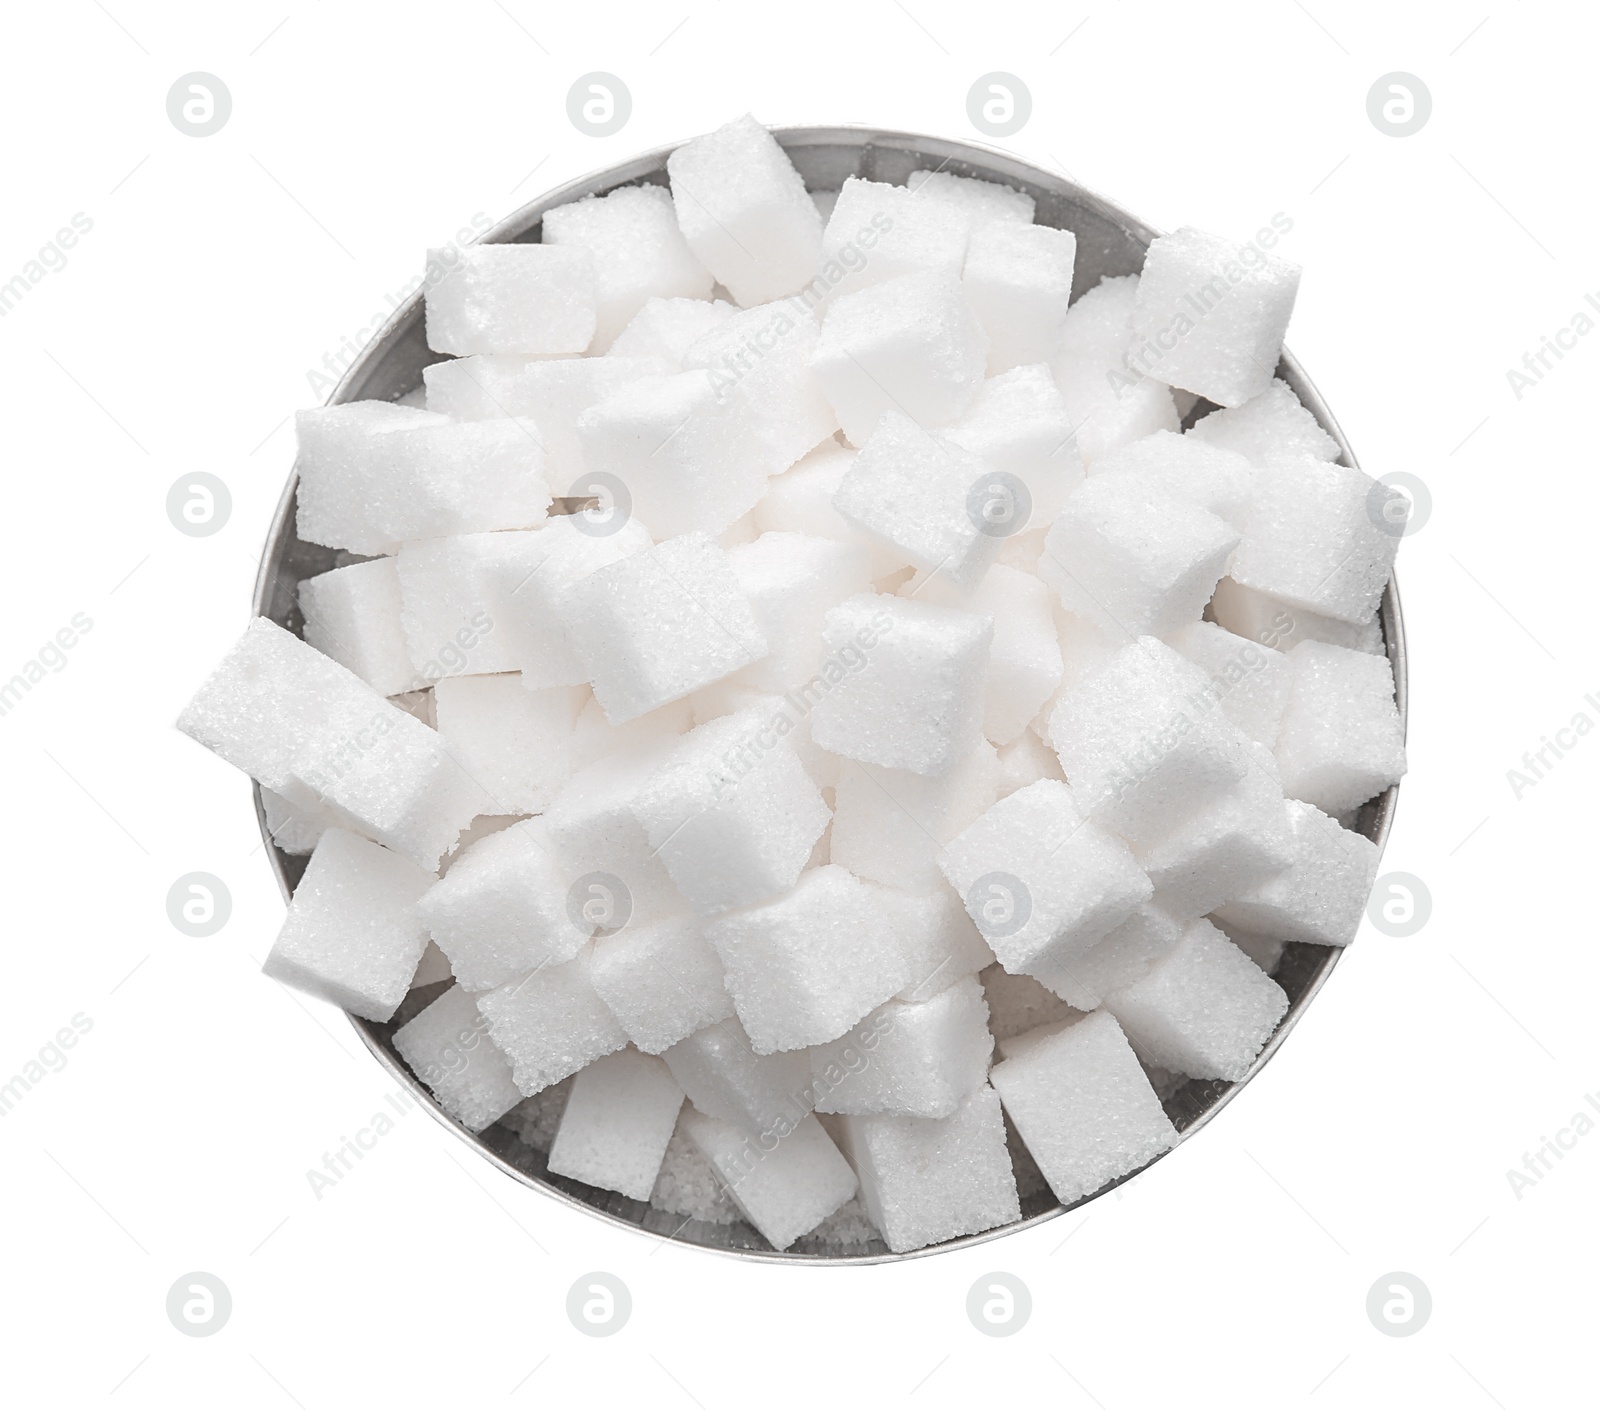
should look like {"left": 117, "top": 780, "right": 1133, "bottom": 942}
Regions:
{"left": 1273, "top": 641, "right": 1406, "bottom": 814}
{"left": 682, "top": 301, "right": 838, "bottom": 471}
{"left": 1039, "top": 475, "right": 1240, "bottom": 639}
{"left": 547, "top": 1048, "right": 686, "bottom": 1200}
{"left": 871, "top": 883, "right": 996, "bottom": 1002}
{"left": 666, "top": 115, "right": 822, "bottom": 308}
{"left": 574, "top": 369, "right": 770, "bottom": 538}
{"left": 433, "top": 674, "right": 586, "bottom": 815}
{"left": 608, "top": 296, "right": 737, "bottom": 368}
{"left": 425, "top": 244, "right": 597, "bottom": 355}
{"left": 1030, "top": 902, "right": 1184, "bottom": 1011}
{"left": 755, "top": 442, "right": 909, "bottom": 579}
{"left": 1090, "top": 429, "right": 1259, "bottom": 529}
{"left": 423, "top": 355, "right": 665, "bottom": 482}
{"left": 681, "top": 1109, "right": 856, "bottom": 1250}
{"left": 395, "top": 531, "right": 548, "bottom": 680}
{"left": 906, "top": 170, "right": 1034, "bottom": 228}
{"left": 393, "top": 983, "right": 524, "bottom": 1132}
{"left": 1104, "top": 918, "right": 1288, "bottom": 1080}
{"left": 661, "top": 1017, "right": 811, "bottom": 1134}
{"left": 562, "top": 532, "right": 768, "bottom": 723}
{"left": 294, "top": 405, "right": 551, "bottom": 555}
{"left": 963, "top": 223, "right": 1077, "bottom": 372}
{"left": 1209, "top": 577, "right": 1385, "bottom": 656}
{"left": 1212, "top": 798, "right": 1379, "bottom": 948}
{"left": 1047, "top": 638, "right": 1251, "bottom": 846}
{"left": 1137, "top": 746, "right": 1295, "bottom": 918}
{"left": 1187, "top": 378, "right": 1340, "bottom": 465}
{"left": 817, "top": 176, "right": 969, "bottom": 300}
{"left": 727, "top": 532, "right": 873, "bottom": 692}
{"left": 299, "top": 558, "right": 422, "bottom": 698}
{"left": 912, "top": 564, "right": 1064, "bottom": 746}
{"left": 809, "top": 594, "right": 992, "bottom": 777}
{"left": 939, "top": 780, "right": 1151, "bottom": 976}
{"left": 685, "top": 682, "right": 840, "bottom": 791}
{"left": 475, "top": 942, "right": 628, "bottom": 1095}
{"left": 1129, "top": 226, "right": 1301, "bottom": 407}
{"left": 415, "top": 820, "right": 588, "bottom": 991}
{"left": 262, "top": 828, "right": 433, "bottom": 1021}
{"left": 591, "top": 916, "right": 735, "bottom": 1054}
{"left": 990, "top": 1009, "right": 1178, "bottom": 1205}
{"left": 541, "top": 182, "right": 713, "bottom": 350}
{"left": 704, "top": 865, "right": 910, "bottom": 1053}
{"left": 544, "top": 740, "right": 686, "bottom": 928}
{"left": 996, "top": 730, "right": 1066, "bottom": 798}
{"left": 811, "top": 271, "right": 989, "bottom": 444}
{"left": 830, "top": 742, "right": 1000, "bottom": 892}
{"left": 1051, "top": 275, "right": 1179, "bottom": 466}
{"left": 632, "top": 709, "right": 831, "bottom": 915}
{"left": 832, "top": 410, "right": 998, "bottom": 587}
{"left": 1168, "top": 620, "right": 1293, "bottom": 749}
{"left": 810, "top": 975, "right": 993, "bottom": 1118}
{"left": 1229, "top": 458, "right": 1402, "bottom": 625}
{"left": 835, "top": 1084, "right": 1020, "bottom": 1252}
{"left": 946, "top": 363, "right": 1085, "bottom": 527}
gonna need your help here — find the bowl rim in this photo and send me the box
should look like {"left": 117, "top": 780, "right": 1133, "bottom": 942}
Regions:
{"left": 251, "top": 121, "right": 1404, "bottom": 1265}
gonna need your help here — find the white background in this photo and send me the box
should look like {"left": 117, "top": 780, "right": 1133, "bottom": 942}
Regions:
{"left": 2, "top": 1, "right": 1595, "bottom": 1405}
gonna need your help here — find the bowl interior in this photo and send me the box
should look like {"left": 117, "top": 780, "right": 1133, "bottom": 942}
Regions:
{"left": 253, "top": 127, "right": 1402, "bottom": 1263}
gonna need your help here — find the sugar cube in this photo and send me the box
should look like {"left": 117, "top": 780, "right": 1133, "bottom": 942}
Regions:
{"left": 546, "top": 1048, "right": 686, "bottom": 1200}
{"left": 433, "top": 674, "right": 586, "bottom": 815}
{"left": 1209, "top": 576, "right": 1385, "bottom": 656}
{"left": 541, "top": 183, "right": 713, "bottom": 350}
{"left": 561, "top": 532, "right": 768, "bottom": 722}
{"left": 871, "top": 883, "right": 995, "bottom": 1002}
{"left": 425, "top": 243, "right": 597, "bottom": 355}
{"left": 299, "top": 558, "right": 423, "bottom": 698}
{"left": 754, "top": 442, "right": 910, "bottom": 579}
{"left": 963, "top": 223, "right": 1077, "bottom": 372}
{"left": 939, "top": 780, "right": 1151, "bottom": 975}
{"left": 704, "top": 865, "right": 910, "bottom": 1053}
{"left": 475, "top": 942, "right": 628, "bottom": 1095}
{"left": 905, "top": 170, "right": 1035, "bottom": 229}
{"left": 1031, "top": 902, "right": 1184, "bottom": 1010}
{"left": 1167, "top": 620, "right": 1293, "bottom": 749}
{"left": 395, "top": 531, "right": 547, "bottom": 680}
{"left": 816, "top": 176, "right": 969, "bottom": 300}
{"left": 261, "top": 786, "right": 340, "bottom": 856}
{"left": 980, "top": 964, "right": 1081, "bottom": 1041}
{"left": 1187, "top": 378, "right": 1340, "bottom": 465}
{"left": 662, "top": 1018, "right": 811, "bottom": 1137}
{"left": 681, "top": 1109, "right": 857, "bottom": 1250}
{"left": 811, "top": 271, "right": 989, "bottom": 444}
{"left": 262, "top": 828, "right": 433, "bottom": 1021}
{"left": 945, "top": 363, "right": 1085, "bottom": 526}
{"left": 591, "top": 916, "right": 736, "bottom": 1054}
{"left": 727, "top": 532, "right": 873, "bottom": 692}
{"left": 1104, "top": 918, "right": 1288, "bottom": 1080}
{"left": 667, "top": 115, "right": 822, "bottom": 307}
{"left": 608, "top": 296, "right": 737, "bottom": 368}
{"left": 1090, "top": 429, "right": 1259, "bottom": 530}
{"left": 1273, "top": 641, "right": 1406, "bottom": 815}
{"left": 809, "top": 594, "right": 992, "bottom": 777}
{"left": 996, "top": 729, "right": 1066, "bottom": 799}
{"left": 393, "top": 983, "right": 525, "bottom": 1132}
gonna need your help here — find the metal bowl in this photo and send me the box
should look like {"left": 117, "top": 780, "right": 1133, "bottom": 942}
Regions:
{"left": 253, "top": 125, "right": 1405, "bottom": 1263}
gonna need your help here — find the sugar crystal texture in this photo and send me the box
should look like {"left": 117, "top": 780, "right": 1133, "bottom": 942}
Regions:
{"left": 870, "top": 883, "right": 996, "bottom": 1003}
{"left": 475, "top": 942, "right": 628, "bottom": 1095}
{"left": 755, "top": 442, "right": 909, "bottom": 579}
{"left": 681, "top": 1109, "right": 857, "bottom": 1251}
{"left": 393, "top": 983, "right": 525, "bottom": 1132}
{"left": 661, "top": 1017, "right": 811, "bottom": 1133}
{"left": 704, "top": 865, "right": 910, "bottom": 1053}
{"left": 1089, "top": 429, "right": 1259, "bottom": 531}
{"left": 666, "top": 115, "right": 823, "bottom": 308}
{"left": 817, "top": 176, "right": 970, "bottom": 299}
{"left": 809, "top": 594, "right": 992, "bottom": 777}
{"left": 425, "top": 244, "right": 597, "bottom": 355}
{"left": 945, "top": 363, "right": 1085, "bottom": 526}
{"left": 996, "top": 730, "right": 1066, "bottom": 799}
{"left": 590, "top": 916, "right": 736, "bottom": 1054}
{"left": 1167, "top": 620, "right": 1293, "bottom": 749}
{"left": 432, "top": 674, "right": 586, "bottom": 815}
{"left": 1211, "top": 798, "right": 1379, "bottom": 948}
{"left": 631, "top": 708, "right": 831, "bottom": 915}
{"left": 905, "top": 170, "right": 1035, "bottom": 229}
{"left": 990, "top": 1009, "right": 1178, "bottom": 1205}
{"left": 1187, "top": 378, "right": 1340, "bottom": 465}
{"left": 1050, "top": 275, "right": 1179, "bottom": 466}
{"left": 262, "top": 829, "right": 433, "bottom": 1021}
{"left": 561, "top": 531, "right": 768, "bottom": 723}
{"left": 835, "top": 1084, "right": 1020, "bottom": 1252}
{"left": 1273, "top": 641, "right": 1406, "bottom": 814}
{"left": 939, "top": 779, "right": 1152, "bottom": 976}
{"left": 541, "top": 183, "right": 713, "bottom": 350}
{"left": 811, "top": 271, "right": 989, "bottom": 444}
{"left": 546, "top": 1048, "right": 686, "bottom": 1200}
{"left": 963, "top": 222, "right": 1077, "bottom": 372}
{"left": 1104, "top": 918, "right": 1288, "bottom": 1081}
{"left": 414, "top": 819, "right": 589, "bottom": 991}
{"left": 1209, "top": 577, "right": 1384, "bottom": 656}
{"left": 1129, "top": 226, "right": 1301, "bottom": 407}
{"left": 395, "top": 531, "right": 549, "bottom": 680}
{"left": 808, "top": 975, "right": 993, "bottom": 1118}
{"left": 608, "top": 296, "right": 737, "bottom": 368}
{"left": 1031, "top": 902, "right": 1185, "bottom": 1010}
{"left": 298, "top": 557, "right": 422, "bottom": 698}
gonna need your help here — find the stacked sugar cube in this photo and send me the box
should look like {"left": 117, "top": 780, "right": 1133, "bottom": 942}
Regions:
{"left": 179, "top": 114, "right": 1407, "bottom": 1255}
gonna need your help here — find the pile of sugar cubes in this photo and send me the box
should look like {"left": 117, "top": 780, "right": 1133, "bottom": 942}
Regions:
{"left": 179, "top": 115, "right": 1407, "bottom": 1254}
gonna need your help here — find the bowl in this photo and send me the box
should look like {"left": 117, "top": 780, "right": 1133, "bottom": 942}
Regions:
{"left": 252, "top": 124, "right": 1405, "bottom": 1263}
